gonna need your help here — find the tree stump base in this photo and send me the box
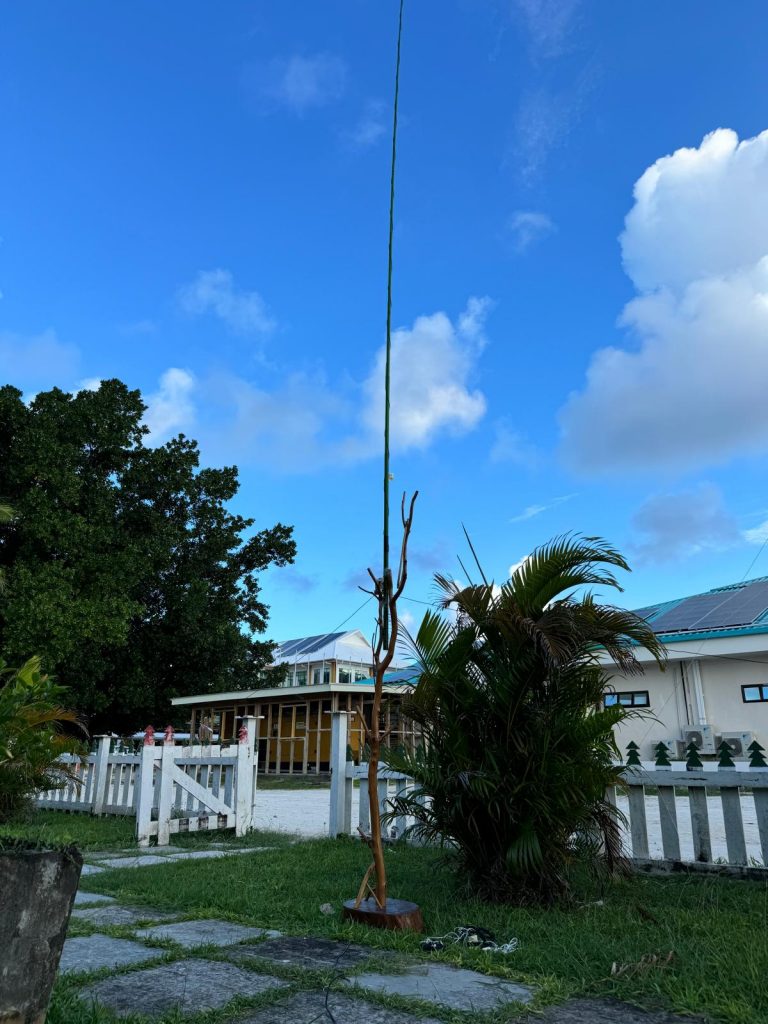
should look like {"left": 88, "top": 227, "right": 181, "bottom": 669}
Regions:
{"left": 342, "top": 897, "right": 424, "bottom": 932}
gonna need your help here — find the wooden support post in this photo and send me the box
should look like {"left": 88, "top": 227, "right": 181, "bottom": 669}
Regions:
{"left": 657, "top": 785, "right": 681, "bottom": 861}
{"left": 156, "top": 727, "right": 175, "bottom": 846}
{"left": 720, "top": 778, "right": 747, "bottom": 865}
{"left": 754, "top": 786, "right": 768, "bottom": 866}
{"left": 689, "top": 787, "right": 712, "bottom": 863}
{"left": 627, "top": 781, "right": 649, "bottom": 859}
{"left": 235, "top": 717, "right": 256, "bottom": 836}
{"left": 136, "top": 730, "right": 156, "bottom": 847}
{"left": 329, "top": 712, "right": 349, "bottom": 837}
{"left": 91, "top": 735, "right": 112, "bottom": 816}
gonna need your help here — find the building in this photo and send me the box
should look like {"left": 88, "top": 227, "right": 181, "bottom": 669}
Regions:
{"left": 171, "top": 631, "right": 418, "bottom": 774}
{"left": 602, "top": 576, "right": 768, "bottom": 760}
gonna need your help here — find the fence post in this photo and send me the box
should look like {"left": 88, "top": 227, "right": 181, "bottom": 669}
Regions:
{"left": 236, "top": 717, "right": 257, "bottom": 836}
{"left": 91, "top": 735, "right": 112, "bottom": 816}
{"left": 329, "top": 712, "right": 349, "bottom": 837}
{"left": 136, "top": 728, "right": 156, "bottom": 847}
{"left": 156, "top": 726, "right": 175, "bottom": 846}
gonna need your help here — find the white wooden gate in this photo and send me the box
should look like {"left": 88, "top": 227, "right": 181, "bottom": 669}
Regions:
{"left": 136, "top": 717, "right": 258, "bottom": 846}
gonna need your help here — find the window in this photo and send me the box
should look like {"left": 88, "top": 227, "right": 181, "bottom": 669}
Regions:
{"left": 603, "top": 690, "right": 650, "bottom": 708}
{"left": 742, "top": 684, "right": 768, "bottom": 703}
{"left": 295, "top": 670, "right": 307, "bottom": 687}
{"left": 312, "top": 667, "right": 330, "bottom": 686}
{"left": 339, "top": 668, "right": 352, "bottom": 685}
{"left": 354, "top": 671, "right": 369, "bottom": 682}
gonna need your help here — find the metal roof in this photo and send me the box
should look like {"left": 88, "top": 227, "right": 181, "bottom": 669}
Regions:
{"left": 275, "top": 633, "right": 348, "bottom": 659}
{"left": 635, "top": 576, "right": 768, "bottom": 642}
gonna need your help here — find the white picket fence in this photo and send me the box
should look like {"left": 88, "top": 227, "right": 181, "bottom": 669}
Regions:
{"left": 36, "top": 718, "right": 259, "bottom": 846}
{"left": 615, "top": 764, "right": 768, "bottom": 869}
{"left": 327, "top": 711, "right": 424, "bottom": 841}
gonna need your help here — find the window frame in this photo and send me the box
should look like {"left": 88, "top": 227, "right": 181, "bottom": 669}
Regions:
{"left": 741, "top": 683, "right": 768, "bottom": 703}
{"left": 603, "top": 689, "right": 651, "bottom": 709}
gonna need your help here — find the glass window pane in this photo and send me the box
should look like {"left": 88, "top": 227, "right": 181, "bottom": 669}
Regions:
{"left": 295, "top": 670, "right": 307, "bottom": 687}
{"left": 744, "top": 686, "right": 761, "bottom": 702}
{"left": 339, "top": 669, "right": 352, "bottom": 685}
{"left": 633, "top": 692, "right": 649, "bottom": 706}
{"left": 619, "top": 694, "right": 632, "bottom": 705}
{"left": 762, "top": 686, "right": 768, "bottom": 701}
{"left": 604, "top": 693, "right": 618, "bottom": 706}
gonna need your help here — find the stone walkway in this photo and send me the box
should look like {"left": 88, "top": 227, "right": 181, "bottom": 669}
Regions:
{"left": 64, "top": 850, "right": 705, "bottom": 1024}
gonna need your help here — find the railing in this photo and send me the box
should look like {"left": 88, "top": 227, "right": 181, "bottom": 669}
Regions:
{"left": 35, "top": 719, "right": 259, "bottom": 846}
{"left": 614, "top": 763, "right": 768, "bottom": 869}
{"left": 327, "top": 711, "right": 420, "bottom": 840}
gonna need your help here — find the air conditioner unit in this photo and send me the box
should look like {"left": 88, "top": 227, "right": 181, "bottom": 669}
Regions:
{"left": 682, "top": 725, "right": 716, "bottom": 755}
{"left": 658, "top": 737, "right": 686, "bottom": 759}
{"left": 716, "top": 731, "right": 753, "bottom": 758}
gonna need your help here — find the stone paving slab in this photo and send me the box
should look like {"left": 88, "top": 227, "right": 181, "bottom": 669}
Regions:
{"left": 135, "top": 918, "right": 280, "bottom": 948}
{"left": 59, "top": 935, "right": 166, "bottom": 975}
{"left": 78, "top": 958, "right": 288, "bottom": 1017}
{"left": 225, "top": 936, "right": 372, "bottom": 971}
{"left": 71, "top": 905, "right": 176, "bottom": 927}
{"left": 73, "top": 891, "right": 116, "bottom": 906}
{"left": 163, "top": 849, "right": 230, "bottom": 861}
{"left": 95, "top": 854, "right": 171, "bottom": 869}
{"left": 532, "top": 999, "right": 707, "bottom": 1023}
{"left": 235, "top": 990, "right": 444, "bottom": 1024}
{"left": 350, "top": 963, "right": 534, "bottom": 1012}
{"left": 80, "top": 863, "right": 105, "bottom": 876}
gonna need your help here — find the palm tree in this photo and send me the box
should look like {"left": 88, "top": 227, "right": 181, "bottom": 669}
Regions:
{"left": 384, "top": 535, "right": 666, "bottom": 905}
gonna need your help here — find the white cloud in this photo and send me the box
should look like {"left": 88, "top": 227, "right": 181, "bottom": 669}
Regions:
{"left": 506, "top": 210, "right": 555, "bottom": 252}
{"left": 509, "top": 494, "right": 574, "bottom": 523}
{"left": 513, "top": 0, "right": 582, "bottom": 60}
{"left": 629, "top": 484, "right": 739, "bottom": 564}
{"left": 0, "top": 329, "right": 80, "bottom": 388}
{"left": 144, "top": 368, "right": 196, "bottom": 442}
{"left": 561, "top": 128, "right": 768, "bottom": 474}
{"left": 347, "top": 100, "right": 388, "bottom": 148}
{"left": 246, "top": 53, "right": 347, "bottom": 114}
{"left": 178, "top": 269, "right": 276, "bottom": 336}
{"left": 77, "top": 377, "right": 102, "bottom": 392}
{"left": 744, "top": 520, "right": 768, "bottom": 545}
{"left": 359, "top": 297, "right": 491, "bottom": 452}
{"left": 509, "top": 556, "right": 531, "bottom": 577}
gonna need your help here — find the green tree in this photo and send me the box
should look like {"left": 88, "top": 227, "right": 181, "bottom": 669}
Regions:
{"left": 385, "top": 536, "right": 665, "bottom": 905}
{"left": 0, "top": 381, "right": 295, "bottom": 731}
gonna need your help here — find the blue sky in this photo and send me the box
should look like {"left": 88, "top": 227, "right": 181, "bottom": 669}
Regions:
{"left": 3, "top": 1, "right": 768, "bottom": 642}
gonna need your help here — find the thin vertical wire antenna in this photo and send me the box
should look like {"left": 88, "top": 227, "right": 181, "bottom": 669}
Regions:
{"left": 382, "top": 0, "right": 405, "bottom": 648}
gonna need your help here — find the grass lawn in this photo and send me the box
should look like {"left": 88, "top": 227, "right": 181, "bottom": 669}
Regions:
{"left": 61, "top": 830, "right": 767, "bottom": 1024}
{"left": 0, "top": 809, "right": 293, "bottom": 852}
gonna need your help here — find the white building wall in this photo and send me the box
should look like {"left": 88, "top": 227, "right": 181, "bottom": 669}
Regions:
{"left": 606, "top": 649, "right": 768, "bottom": 759}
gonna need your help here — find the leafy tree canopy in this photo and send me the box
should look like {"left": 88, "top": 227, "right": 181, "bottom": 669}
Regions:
{"left": 0, "top": 380, "right": 295, "bottom": 732}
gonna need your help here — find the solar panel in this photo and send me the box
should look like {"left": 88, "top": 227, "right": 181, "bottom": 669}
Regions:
{"left": 650, "top": 580, "right": 768, "bottom": 634}
{"left": 276, "top": 632, "right": 347, "bottom": 658}
{"left": 633, "top": 605, "right": 660, "bottom": 622}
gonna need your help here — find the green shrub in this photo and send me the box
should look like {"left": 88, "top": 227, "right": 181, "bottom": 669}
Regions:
{"left": 384, "top": 535, "right": 665, "bottom": 905}
{"left": 0, "top": 656, "right": 86, "bottom": 822}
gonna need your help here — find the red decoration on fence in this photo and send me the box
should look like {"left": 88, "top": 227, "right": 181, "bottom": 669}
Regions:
{"left": 164, "top": 725, "right": 175, "bottom": 744}
{"left": 143, "top": 725, "right": 155, "bottom": 746}
{"left": 238, "top": 724, "right": 248, "bottom": 744}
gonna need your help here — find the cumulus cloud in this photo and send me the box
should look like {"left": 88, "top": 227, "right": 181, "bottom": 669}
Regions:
{"left": 178, "top": 269, "right": 276, "bottom": 336}
{"left": 245, "top": 53, "right": 347, "bottom": 114}
{"left": 144, "top": 368, "right": 196, "bottom": 442}
{"left": 629, "top": 484, "right": 740, "bottom": 564}
{"left": 506, "top": 210, "right": 555, "bottom": 252}
{"left": 359, "top": 297, "right": 491, "bottom": 452}
{"left": 561, "top": 128, "right": 768, "bottom": 474}
{"left": 0, "top": 329, "right": 80, "bottom": 388}
{"left": 169, "top": 298, "right": 492, "bottom": 472}
{"left": 274, "top": 568, "right": 318, "bottom": 593}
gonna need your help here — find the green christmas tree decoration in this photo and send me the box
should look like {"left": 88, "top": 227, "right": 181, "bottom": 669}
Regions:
{"left": 717, "top": 740, "right": 736, "bottom": 768}
{"left": 748, "top": 740, "right": 768, "bottom": 769}
{"left": 653, "top": 741, "right": 672, "bottom": 767}
{"left": 625, "top": 741, "right": 642, "bottom": 767}
{"left": 685, "top": 741, "right": 704, "bottom": 770}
